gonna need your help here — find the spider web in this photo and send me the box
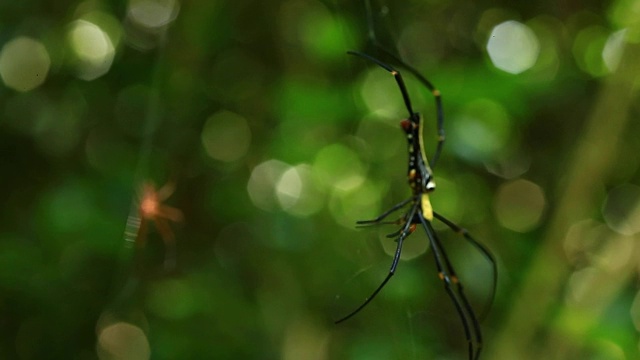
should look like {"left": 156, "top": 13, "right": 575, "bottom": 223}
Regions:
{"left": 327, "top": 2, "right": 497, "bottom": 358}
{"left": 122, "top": 35, "right": 172, "bottom": 250}
{"left": 325, "top": 0, "right": 403, "bottom": 60}
{"left": 108, "top": 31, "right": 176, "bottom": 311}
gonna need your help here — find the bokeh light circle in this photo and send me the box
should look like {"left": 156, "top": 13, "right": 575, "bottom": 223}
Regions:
{"left": 487, "top": 20, "right": 540, "bottom": 74}
{"left": 602, "top": 183, "right": 640, "bottom": 235}
{"left": 0, "top": 37, "right": 50, "bottom": 92}
{"left": 494, "top": 179, "right": 546, "bottom": 232}
{"left": 247, "top": 159, "right": 290, "bottom": 211}
{"left": 201, "top": 110, "right": 252, "bottom": 163}
{"left": 97, "top": 322, "right": 150, "bottom": 360}
{"left": 127, "top": 0, "right": 180, "bottom": 30}
{"left": 68, "top": 19, "right": 116, "bottom": 80}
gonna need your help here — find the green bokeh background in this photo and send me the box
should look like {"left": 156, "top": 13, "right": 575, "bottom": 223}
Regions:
{"left": 2, "top": 0, "right": 640, "bottom": 359}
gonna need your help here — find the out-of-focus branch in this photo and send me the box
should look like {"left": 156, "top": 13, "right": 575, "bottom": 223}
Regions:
{"left": 488, "top": 41, "right": 640, "bottom": 359}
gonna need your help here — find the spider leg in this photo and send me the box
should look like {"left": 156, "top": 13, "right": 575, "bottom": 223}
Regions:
{"left": 420, "top": 214, "right": 482, "bottom": 360}
{"left": 136, "top": 218, "right": 149, "bottom": 248}
{"left": 386, "top": 222, "right": 418, "bottom": 239}
{"left": 156, "top": 181, "right": 176, "bottom": 201}
{"left": 367, "top": 45, "right": 445, "bottom": 167}
{"left": 348, "top": 50, "right": 416, "bottom": 120}
{"left": 335, "top": 201, "right": 420, "bottom": 324}
{"left": 433, "top": 211, "right": 497, "bottom": 322}
{"left": 156, "top": 204, "right": 184, "bottom": 223}
{"left": 153, "top": 217, "right": 177, "bottom": 270}
{"left": 385, "top": 225, "right": 406, "bottom": 239}
{"left": 356, "top": 196, "right": 414, "bottom": 226}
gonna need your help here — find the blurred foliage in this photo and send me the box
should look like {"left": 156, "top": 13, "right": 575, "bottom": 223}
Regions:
{"left": 1, "top": 0, "right": 640, "bottom": 359}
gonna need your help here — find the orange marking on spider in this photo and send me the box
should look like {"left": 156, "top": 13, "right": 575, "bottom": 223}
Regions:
{"left": 137, "top": 181, "right": 183, "bottom": 246}
{"left": 131, "top": 181, "right": 183, "bottom": 268}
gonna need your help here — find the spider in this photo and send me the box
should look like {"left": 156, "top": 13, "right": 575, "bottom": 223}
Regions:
{"left": 129, "top": 181, "right": 183, "bottom": 269}
{"left": 336, "top": 51, "right": 497, "bottom": 360}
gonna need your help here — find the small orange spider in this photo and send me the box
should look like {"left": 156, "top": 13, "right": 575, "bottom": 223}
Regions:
{"left": 127, "top": 181, "right": 183, "bottom": 268}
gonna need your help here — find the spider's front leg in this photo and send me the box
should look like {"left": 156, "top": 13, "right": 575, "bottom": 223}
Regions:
{"left": 355, "top": 196, "right": 414, "bottom": 227}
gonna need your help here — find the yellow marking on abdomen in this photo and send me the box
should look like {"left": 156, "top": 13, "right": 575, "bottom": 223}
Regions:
{"left": 421, "top": 194, "right": 433, "bottom": 221}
